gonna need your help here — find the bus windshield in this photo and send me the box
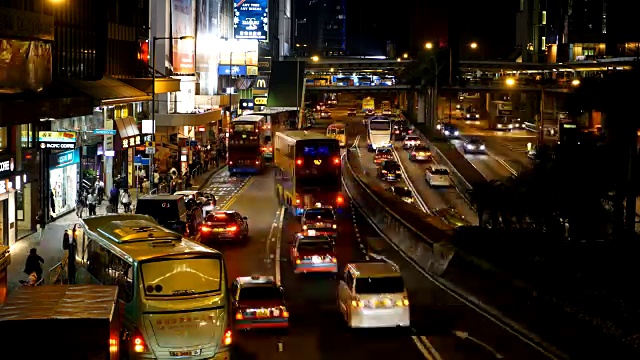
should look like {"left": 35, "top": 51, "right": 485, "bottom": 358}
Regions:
{"left": 369, "top": 121, "right": 391, "bottom": 131}
{"left": 233, "top": 122, "right": 257, "bottom": 132}
{"left": 141, "top": 256, "right": 222, "bottom": 297}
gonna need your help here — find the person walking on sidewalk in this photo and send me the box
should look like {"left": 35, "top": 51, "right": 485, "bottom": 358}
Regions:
{"left": 87, "top": 191, "right": 97, "bottom": 216}
{"left": 109, "top": 185, "right": 119, "bottom": 213}
{"left": 75, "top": 191, "right": 85, "bottom": 218}
{"left": 120, "top": 189, "right": 132, "bottom": 213}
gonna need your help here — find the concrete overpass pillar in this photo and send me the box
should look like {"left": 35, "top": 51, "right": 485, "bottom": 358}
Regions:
{"left": 417, "top": 92, "right": 426, "bottom": 123}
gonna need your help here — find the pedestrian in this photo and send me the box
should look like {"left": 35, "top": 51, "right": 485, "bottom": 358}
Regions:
{"left": 120, "top": 189, "right": 132, "bottom": 213}
{"left": 75, "top": 191, "right": 85, "bottom": 218}
{"left": 109, "top": 185, "right": 119, "bottom": 212}
{"left": 68, "top": 226, "right": 78, "bottom": 284}
{"left": 24, "top": 247, "right": 44, "bottom": 281}
{"left": 87, "top": 191, "right": 97, "bottom": 216}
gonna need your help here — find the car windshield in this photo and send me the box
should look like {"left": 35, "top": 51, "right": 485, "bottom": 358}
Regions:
{"left": 355, "top": 276, "right": 405, "bottom": 294}
{"left": 413, "top": 145, "right": 430, "bottom": 151}
{"left": 298, "top": 240, "right": 333, "bottom": 251}
{"left": 383, "top": 162, "right": 400, "bottom": 171}
{"left": 468, "top": 138, "right": 482, "bottom": 144}
{"left": 305, "top": 209, "right": 334, "bottom": 220}
{"left": 394, "top": 187, "right": 412, "bottom": 197}
{"left": 376, "top": 149, "right": 391, "bottom": 155}
{"left": 405, "top": 136, "right": 419, "bottom": 142}
{"left": 205, "top": 213, "right": 236, "bottom": 225}
{"left": 239, "top": 286, "right": 283, "bottom": 301}
{"left": 431, "top": 168, "right": 450, "bottom": 175}
{"left": 141, "top": 256, "right": 222, "bottom": 296}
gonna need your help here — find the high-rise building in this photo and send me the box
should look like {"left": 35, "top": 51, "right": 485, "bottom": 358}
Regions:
{"left": 294, "top": 0, "right": 346, "bottom": 56}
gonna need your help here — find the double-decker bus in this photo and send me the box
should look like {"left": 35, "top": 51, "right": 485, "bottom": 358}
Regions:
{"left": 274, "top": 131, "right": 344, "bottom": 216}
{"left": 228, "top": 114, "right": 267, "bottom": 175}
{"left": 367, "top": 116, "right": 392, "bottom": 151}
{"left": 78, "top": 214, "right": 232, "bottom": 360}
{"left": 326, "top": 122, "right": 347, "bottom": 147}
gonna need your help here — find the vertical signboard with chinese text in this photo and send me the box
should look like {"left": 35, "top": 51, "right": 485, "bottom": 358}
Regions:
{"left": 234, "top": 0, "right": 268, "bottom": 40}
{"left": 171, "top": 0, "right": 196, "bottom": 74}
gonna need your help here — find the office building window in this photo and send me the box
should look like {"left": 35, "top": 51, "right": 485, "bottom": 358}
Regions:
{"left": 21, "top": 124, "right": 32, "bottom": 148}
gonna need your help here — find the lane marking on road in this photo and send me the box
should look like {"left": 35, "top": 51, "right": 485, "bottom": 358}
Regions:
{"left": 411, "top": 336, "right": 435, "bottom": 360}
{"left": 274, "top": 205, "right": 286, "bottom": 285}
{"left": 391, "top": 147, "right": 430, "bottom": 214}
{"left": 265, "top": 211, "right": 280, "bottom": 267}
{"left": 220, "top": 177, "right": 255, "bottom": 210}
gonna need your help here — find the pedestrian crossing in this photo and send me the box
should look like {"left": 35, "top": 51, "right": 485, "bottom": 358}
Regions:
{"left": 199, "top": 170, "right": 251, "bottom": 209}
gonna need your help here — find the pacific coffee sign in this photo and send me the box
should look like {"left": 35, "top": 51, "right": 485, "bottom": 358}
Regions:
{"left": 0, "top": 155, "right": 14, "bottom": 179}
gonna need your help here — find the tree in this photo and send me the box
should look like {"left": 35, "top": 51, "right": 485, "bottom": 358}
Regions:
{"left": 566, "top": 69, "right": 640, "bottom": 240}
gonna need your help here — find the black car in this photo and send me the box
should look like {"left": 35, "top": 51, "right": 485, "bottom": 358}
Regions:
{"left": 377, "top": 160, "right": 401, "bottom": 181}
{"left": 441, "top": 124, "right": 460, "bottom": 138}
{"left": 135, "top": 195, "right": 189, "bottom": 235}
{"left": 387, "top": 185, "right": 414, "bottom": 204}
{"left": 462, "top": 137, "right": 486, "bottom": 154}
{"left": 200, "top": 211, "right": 250, "bottom": 242}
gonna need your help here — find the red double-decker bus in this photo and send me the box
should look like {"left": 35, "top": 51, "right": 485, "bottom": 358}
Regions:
{"left": 228, "top": 115, "right": 267, "bottom": 175}
{"left": 273, "top": 131, "right": 343, "bottom": 216}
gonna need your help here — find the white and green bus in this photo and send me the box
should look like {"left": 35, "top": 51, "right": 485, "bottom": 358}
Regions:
{"left": 78, "top": 214, "right": 232, "bottom": 359}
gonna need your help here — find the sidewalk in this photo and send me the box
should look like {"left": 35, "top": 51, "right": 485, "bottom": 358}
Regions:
{"left": 6, "top": 163, "right": 226, "bottom": 294}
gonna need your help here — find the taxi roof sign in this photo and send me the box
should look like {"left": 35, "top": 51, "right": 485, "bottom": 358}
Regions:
{"left": 237, "top": 275, "right": 275, "bottom": 284}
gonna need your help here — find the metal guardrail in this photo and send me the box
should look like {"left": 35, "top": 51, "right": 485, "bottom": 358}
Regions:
{"left": 342, "top": 149, "right": 454, "bottom": 276}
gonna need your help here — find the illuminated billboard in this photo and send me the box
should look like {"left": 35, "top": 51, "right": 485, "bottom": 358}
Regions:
{"left": 0, "top": 39, "right": 52, "bottom": 93}
{"left": 234, "top": 0, "right": 268, "bottom": 40}
{"left": 219, "top": 39, "right": 259, "bottom": 66}
{"left": 171, "top": 0, "right": 196, "bottom": 74}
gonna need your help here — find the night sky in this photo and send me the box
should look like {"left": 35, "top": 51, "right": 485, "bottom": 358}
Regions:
{"left": 346, "top": 0, "right": 517, "bottom": 59}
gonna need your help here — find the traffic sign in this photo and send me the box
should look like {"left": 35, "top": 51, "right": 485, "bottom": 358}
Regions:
{"left": 145, "top": 141, "right": 156, "bottom": 147}
{"left": 93, "top": 129, "right": 117, "bottom": 135}
{"left": 145, "top": 147, "right": 156, "bottom": 154}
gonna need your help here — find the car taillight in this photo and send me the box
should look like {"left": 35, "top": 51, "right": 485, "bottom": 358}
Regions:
{"left": 296, "top": 158, "right": 303, "bottom": 165}
{"left": 302, "top": 225, "right": 308, "bottom": 230}
{"left": 336, "top": 195, "right": 344, "bottom": 205}
{"left": 332, "top": 157, "right": 340, "bottom": 165}
{"left": 295, "top": 258, "right": 301, "bottom": 264}
{"left": 282, "top": 307, "right": 290, "bottom": 318}
{"left": 235, "top": 311, "right": 244, "bottom": 320}
{"left": 295, "top": 199, "right": 301, "bottom": 204}
{"left": 255, "top": 160, "right": 260, "bottom": 165}
{"left": 229, "top": 161, "right": 233, "bottom": 165}
{"left": 223, "top": 329, "right": 232, "bottom": 346}
{"left": 332, "top": 224, "right": 337, "bottom": 229}
{"left": 411, "top": 152, "right": 416, "bottom": 156}
{"left": 201, "top": 225, "right": 212, "bottom": 232}
{"left": 351, "top": 300, "right": 364, "bottom": 308}
{"left": 227, "top": 225, "right": 238, "bottom": 232}
{"left": 109, "top": 336, "right": 118, "bottom": 353}
{"left": 132, "top": 331, "right": 146, "bottom": 353}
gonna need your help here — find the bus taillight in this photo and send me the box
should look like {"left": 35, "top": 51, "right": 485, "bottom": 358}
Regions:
{"left": 336, "top": 195, "right": 344, "bottom": 205}
{"left": 296, "top": 199, "right": 301, "bottom": 205}
{"left": 296, "top": 159, "right": 303, "bottom": 166}
{"left": 332, "top": 157, "right": 340, "bottom": 165}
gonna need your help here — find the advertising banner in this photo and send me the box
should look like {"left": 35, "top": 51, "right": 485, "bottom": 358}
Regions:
{"left": 234, "top": 0, "right": 269, "bottom": 40}
{"left": 253, "top": 95, "right": 267, "bottom": 105}
{"left": 171, "top": 0, "right": 196, "bottom": 74}
{"left": 254, "top": 76, "right": 269, "bottom": 90}
{"left": 0, "top": 39, "right": 52, "bottom": 93}
{"left": 38, "top": 131, "right": 77, "bottom": 149}
{"left": 218, "top": 65, "right": 248, "bottom": 76}
{"left": 239, "top": 99, "right": 255, "bottom": 110}
{"left": 218, "top": 39, "right": 259, "bottom": 65}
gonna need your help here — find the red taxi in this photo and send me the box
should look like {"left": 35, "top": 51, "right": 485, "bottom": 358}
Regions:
{"left": 200, "top": 211, "right": 249, "bottom": 242}
{"left": 231, "top": 276, "right": 289, "bottom": 330}
{"left": 374, "top": 147, "right": 393, "bottom": 165}
{"left": 301, "top": 206, "right": 338, "bottom": 239}
{"left": 289, "top": 234, "right": 338, "bottom": 274}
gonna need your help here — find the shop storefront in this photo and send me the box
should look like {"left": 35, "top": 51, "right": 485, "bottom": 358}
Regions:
{"left": 49, "top": 149, "right": 80, "bottom": 218}
{"left": 0, "top": 154, "right": 17, "bottom": 246}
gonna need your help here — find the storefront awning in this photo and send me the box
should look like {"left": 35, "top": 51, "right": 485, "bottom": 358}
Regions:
{"left": 155, "top": 110, "right": 221, "bottom": 127}
{"left": 266, "top": 61, "right": 305, "bottom": 110}
{"left": 64, "top": 77, "right": 152, "bottom": 106}
{"left": 120, "top": 77, "right": 182, "bottom": 94}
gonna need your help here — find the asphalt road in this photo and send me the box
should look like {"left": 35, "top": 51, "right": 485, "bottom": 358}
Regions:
{"left": 206, "top": 113, "right": 556, "bottom": 359}
{"left": 454, "top": 120, "right": 535, "bottom": 175}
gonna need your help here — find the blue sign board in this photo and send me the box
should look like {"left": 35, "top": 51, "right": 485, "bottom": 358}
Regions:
{"left": 52, "top": 149, "right": 80, "bottom": 168}
{"left": 218, "top": 65, "right": 247, "bottom": 75}
{"left": 134, "top": 155, "right": 150, "bottom": 166}
{"left": 188, "top": 140, "right": 198, "bottom": 146}
{"left": 93, "top": 129, "right": 117, "bottom": 135}
{"left": 234, "top": 0, "right": 268, "bottom": 40}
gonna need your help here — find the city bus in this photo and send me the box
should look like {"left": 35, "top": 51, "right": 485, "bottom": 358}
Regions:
{"left": 77, "top": 214, "right": 232, "bottom": 360}
{"left": 367, "top": 116, "right": 392, "bottom": 151}
{"left": 381, "top": 100, "right": 392, "bottom": 114}
{"left": 362, "top": 97, "right": 375, "bottom": 112}
{"left": 228, "top": 114, "right": 267, "bottom": 175}
{"left": 326, "top": 122, "right": 347, "bottom": 147}
{"left": 273, "top": 131, "right": 343, "bottom": 216}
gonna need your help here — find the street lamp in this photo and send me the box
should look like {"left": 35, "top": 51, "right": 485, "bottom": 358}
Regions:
{"left": 571, "top": 79, "right": 581, "bottom": 86}
{"left": 151, "top": 35, "right": 194, "bottom": 193}
{"left": 470, "top": 42, "right": 478, "bottom": 49}
{"left": 425, "top": 42, "right": 433, "bottom": 49}
{"left": 311, "top": 55, "right": 319, "bottom": 62}
{"left": 403, "top": 53, "right": 409, "bottom": 59}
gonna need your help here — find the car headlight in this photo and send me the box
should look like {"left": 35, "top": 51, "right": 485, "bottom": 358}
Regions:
{"left": 465, "top": 144, "right": 473, "bottom": 149}
{"left": 454, "top": 131, "right": 459, "bottom": 136}
{"left": 444, "top": 131, "right": 450, "bottom": 135}
{"left": 480, "top": 145, "right": 485, "bottom": 150}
